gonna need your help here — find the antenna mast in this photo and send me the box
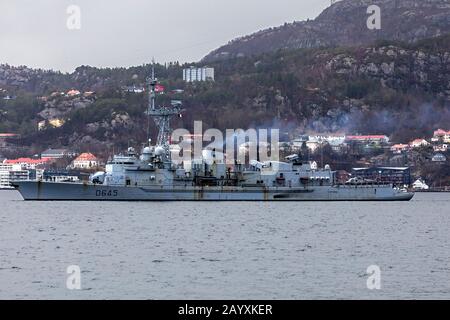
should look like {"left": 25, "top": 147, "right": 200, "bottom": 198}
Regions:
{"left": 146, "top": 61, "right": 182, "bottom": 155}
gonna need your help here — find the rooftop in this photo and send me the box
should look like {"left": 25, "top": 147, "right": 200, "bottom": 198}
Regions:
{"left": 353, "top": 167, "right": 410, "bottom": 171}
{"left": 3, "top": 157, "right": 52, "bottom": 165}
{"left": 434, "top": 129, "right": 450, "bottom": 136}
{"left": 42, "top": 148, "right": 68, "bottom": 154}
{"left": 410, "top": 138, "right": 428, "bottom": 144}
{"left": 74, "top": 153, "right": 98, "bottom": 161}
{"left": 346, "top": 135, "right": 388, "bottom": 140}
{"left": 0, "top": 133, "right": 19, "bottom": 138}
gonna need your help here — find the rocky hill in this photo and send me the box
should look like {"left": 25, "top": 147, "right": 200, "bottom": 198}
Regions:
{"left": 0, "top": 34, "right": 449, "bottom": 159}
{"left": 200, "top": 35, "right": 450, "bottom": 141}
{"left": 203, "top": 0, "right": 450, "bottom": 62}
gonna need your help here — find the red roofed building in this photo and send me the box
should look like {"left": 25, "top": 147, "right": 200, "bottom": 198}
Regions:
{"left": 390, "top": 144, "right": 410, "bottom": 154}
{"left": 66, "top": 89, "right": 81, "bottom": 97}
{"left": 409, "top": 138, "right": 430, "bottom": 148}
{"left": 3, "top": 157, "right": 52, "bottom": 169}
{"left": 432, "top": 129, "right": 450, "bottom": 143}
{"left": 71, "top": 153, "right": 99, "bottom": 169}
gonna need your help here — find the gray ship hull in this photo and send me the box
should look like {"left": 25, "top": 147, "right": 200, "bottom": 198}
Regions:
{"left": 13, "top": 181, "right": 415, "bottom": 201}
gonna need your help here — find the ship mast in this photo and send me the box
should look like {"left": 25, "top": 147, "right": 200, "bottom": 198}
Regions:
{"left": 146, "top": 63, "right": 182, "bottom": 157}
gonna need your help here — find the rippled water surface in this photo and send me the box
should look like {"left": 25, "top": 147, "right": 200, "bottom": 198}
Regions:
{"left": 0, "top": 190, "right": 449, "bottom": 299}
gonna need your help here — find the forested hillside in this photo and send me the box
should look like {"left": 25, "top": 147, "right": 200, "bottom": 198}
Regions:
{"left": 0, "top": 35, "right": 449, "bottom": 157}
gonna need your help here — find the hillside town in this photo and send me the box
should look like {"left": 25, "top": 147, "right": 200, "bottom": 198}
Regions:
{"left": 1, "top": 127, "right": 449, "bottom": 190}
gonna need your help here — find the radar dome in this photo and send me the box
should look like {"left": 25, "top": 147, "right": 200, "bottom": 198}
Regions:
{"left": 155, "top": 146, "right": 165, "bottom": 156}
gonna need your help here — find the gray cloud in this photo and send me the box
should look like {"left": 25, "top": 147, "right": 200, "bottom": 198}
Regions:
{"left": 0, "top": 0, "right": 330, "bottom": 72}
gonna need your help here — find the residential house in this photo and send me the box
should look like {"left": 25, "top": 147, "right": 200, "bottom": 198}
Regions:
{"left": 123, "top": 86, "right": 145, "bottom": 93}
{"left": 412, "top": 179, "right": 429, "bottom": 190}
{"left": 409, "top": 139, "right": 430, "bottom": 148}
{"left": 48, "top": 118, "right": 65, "bottom": 128}
{"left": 390, "top": 144, "right": 409, "bottom": 154}
{"left": 71, "top": 153, "right": 99, "bottom": 169}
{"left": 50, "top": 91, "right": 65, "bottom": 98}
{"left": 66, "top": 89, "right": 81, "bottom": 97}
{"left": 3, "top": 157, "right": 53, "bottom": 169}
{"left": 83, "top": 91, "right": 96, "bottom": 97}
{"left": 39, "top": 118, "right": 65, "bottom": 130}
{"left": 431, "top": 129, "right": 450, "bottom": 143}
{"left": 38, "top": 121, "right": 46, "bottom": 131}
{"left": 433, "top": 144, "right": 448, "bottom": 152}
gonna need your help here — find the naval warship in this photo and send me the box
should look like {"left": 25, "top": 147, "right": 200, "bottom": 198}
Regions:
{"left": 13, "top": 69, "right": 414, "bottom": 201}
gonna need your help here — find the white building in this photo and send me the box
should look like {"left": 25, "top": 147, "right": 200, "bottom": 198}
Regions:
{"left": 183, "top": 67, "right": 215, "bottom": 82}
{"left": 412, "top": 179, "right": 429, "bottom": 190}
{"left": 433, "top": 144, "right": 448, "bottom": 152}
{"left": 71, "top": 153, "right": 99, "bottom": 169}
{"left": 66, "top": 89, "right": 81, "bottom": 97}
{"left": 432, "top": 129, "right": 450, "bottom": 143}
{"left": 391, "top": 144, "right": 409, "bottom": 154}
{"left": 123, "top": 86, "right": 145, "bottom": 93}
{"left": 0, "top": 163, "right": 30, "bottom": 189}
{"left": 409, "top": 139, "right": 430, "bottom": 148}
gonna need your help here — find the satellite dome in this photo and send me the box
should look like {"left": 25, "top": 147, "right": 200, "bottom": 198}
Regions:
{"left": 155, "top": 146, "right": 165, "bottom": 156}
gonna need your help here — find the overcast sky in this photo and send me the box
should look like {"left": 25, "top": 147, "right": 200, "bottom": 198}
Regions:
{"left": 0, "top": 0, "right": 331, "bottom": 72}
